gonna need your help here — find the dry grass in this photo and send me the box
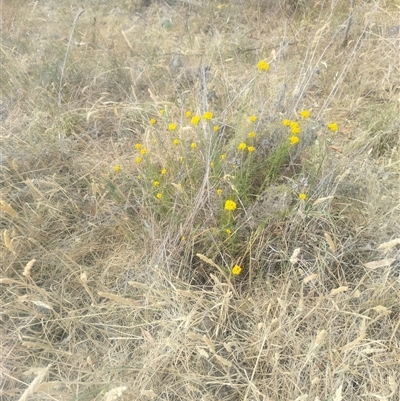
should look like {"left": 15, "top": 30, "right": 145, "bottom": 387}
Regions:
{"left": 1, "top": 0, "right": 399, "bottom": 400}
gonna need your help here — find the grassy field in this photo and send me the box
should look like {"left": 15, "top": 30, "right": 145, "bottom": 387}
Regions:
{"left": 1, "top": 0, "right": 399, "bottom": 400}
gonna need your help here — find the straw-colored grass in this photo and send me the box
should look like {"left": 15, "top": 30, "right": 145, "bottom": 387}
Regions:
{"left": 1, "top": 1, "right": 399, "bottom": 400}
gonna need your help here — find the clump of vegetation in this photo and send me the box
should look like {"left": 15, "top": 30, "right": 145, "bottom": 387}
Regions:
{"left": 1, "top": 1, "right": 399, "bottom": 400}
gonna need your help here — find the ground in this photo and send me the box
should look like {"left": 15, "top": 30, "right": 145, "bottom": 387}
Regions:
{"left": 1, "top": 1, "right": 399, "bottom": 400}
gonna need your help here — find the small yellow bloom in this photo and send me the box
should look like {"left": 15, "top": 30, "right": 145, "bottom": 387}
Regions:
{"left": 203, "top": 111, "right": 213, "bottom": 120}
{"left": 191, "top": 115, "right": 201, "bottom": 125}
{"left": 161, "top": 168, "right": 167, "bottom": 175}
{"left": 282, "top": 119, "right": 291, "bottom": 126}
{"left": 149, "top": 118, "right": 157, "bottom": 125}
{"left": 224, "top": 199, "right": 237, "bottom": 211}
{"left": 220, "top": 154, "right": 226, "bottom": 160}
{"left": 135, "top": 157, "right": 142, "bottom": 164}
{"left": 137, "top": 174, "right": 142, "bottom": 180}
{"left": 248, "top": 131, "right": 256, "bottom": 138}
{"left": 134, "top": 143, "right": 142, "bottom": 150}
{"left": 289, "top": 136, "right": 300, "bottom": 145}
{"left": 159, "top": 109, "right": 165, "bottom": 115}
{"left": 299, "top": 110, "right": 310, "bottom": 119}
{"left": 113, "top": 165, "right": 121, "bottom": 172}
{"left": 290, "top": 121, "right": 301, "bottom": 135}
{"left": 257, "top": 60, "right": 269, "bottom": 71}
{"left": 213, "top": 125, "right": 220, "bottom": 131}
{"left": 168, "top": 123, "right": 177, "bottom": 131}
{"left": 249, "top": 115, "right": 257, "bottom": 122}
{"left": 238, "top": 142, "right": 247, "bottom": 151}
{"left": 225, "top": 229, "right": 232, "bottom": 235}
{"left": 299, "top": 193, "right": 307, "bottom": 201}
{"left": 173, "top": 138, "right": 180, "bottom": 145}
{"left": 185, "top": 110, "right": 192, "bottom": 118}
{"left": 216, "top": 188, "right": 222, "bottom": 195}
{"left": 328, "top": 122, "right": 339, "bottom": 131}
{"left": 179, "top": 157, "right": 184, "bottom": 163}
{"left": 153, "top": 180, "right": 160, "bottom": 187}
{"left": 140, "top": 148, "right": 147, "bottom": 155}
{"left": 156, "top": 192, "right": 162, "bottom": 199}
{"left": 210, "top": 162, "right": 215, "bottom": 167}
{"left": 248, "top": 146, "right": 255, "bottom": 153}
{"left": 190, "top": 142, "right": 197, "bottom": 149}
{"left": 290, "top": 121, "right": 300, "bottom": 130}
{"left": 231, "top": 265, "right": 242, "bottom": 275}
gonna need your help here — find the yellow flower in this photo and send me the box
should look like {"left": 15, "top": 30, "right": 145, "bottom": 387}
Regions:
{"left": 289, "top": 136, "right": 300, "bottom": 145}
{"left": 299, "top": 193, "right": 307, "bottom": 201}
{"left": 231, "top": 265, "right": 242, "bottom": 275}
{"left": 202, "top": 111, "right": 213, "bottom": 120}
{"left": 179, "top": 157, "right": 184, "bottom": 163}
{"left": 168, "top": 123, "right": 177, "bottom": 131}
{"left": 224, "top": 199, "right": 237, "bottom": 211}
{"left": 113, "top": 165, "right": 121, "bottom": 172}
{"left": 149, "top": 118, "right": 157, "bottom": 125}
{"left": 159, "top": 109, "right": 165, "bottom": 115}
{"left": 291, "top": 126, "right": 301, "bottom": 135}
{"left": 257, "top": 60, "right": 269, "bottom": 71}
{"left": 210, "top": 162, "right": 215, "bottom": 167}
{"left": 282, "top": 119, "right": 291, "bottom": 126}
{"left": 213, "top": 125, "right": 220, "bottom": 131}
{"left": 137, "top": 175, "right": 142, "bottom": 180}
{"left": 216, "top": 188, "right": 222, "bottom": 195}
{"left": 161, "top": 168, "right": 167, "bottom": 175}
{"left": 248, "top": 131, "right": 256, "bottom": 138}
{"left": 249, "top": 115, "right": 257, "bottom": 122}
{"left": 156, "top": 192, "right": 162, "bottom": 199}
{"left": 135, "top": 157, "right": 142, "bottom": 164}
{"left": 290, "top": 121, "right": 301, "bottom": 135}
{"left": 190, "top": 142, "right": 197, "bottom": 149}
{"left": 225, "top": 229, "right": 232, "bottom": 235}
{"left": 238, "top": 142, "right": 247, "bottom": 151}
{"left": 220, "top": 154, "right": 226, "bottom": 160}
{"left": 173, "top": 138, "right": 180, "bottom": 145}
{"left": 299, "top": 110, "right": 310, "bottom": 119}
{"left": 191, "top": 115, "right": 201, "bottom": 125}
{"left": 153, "top": 180, "right": 160, "bottom": 187}
{"left": 248, "top": 146, "right": 255, "bottom": 153}
{"left": 140, "top": 148, "right": 147, "bottom": 155}
{"left": 328, "top": 122, "right": 338, "bottom": 131}
{"left": 185, "top": 110, "right": 192, "bottom": 118}
{"left": 134, "top": 143, "right": 142, "bottom": 150}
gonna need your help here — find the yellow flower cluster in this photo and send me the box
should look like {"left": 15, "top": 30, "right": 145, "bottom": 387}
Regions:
{"left": 257, "top": 60, "right": 269, "bottom": 71}
{"left": 238, "top": 142, "right": 247, "bottom": 151}
{"left": 224, "top": 199, "right": 237, "bottom": 211}
{"left": 191, "top": 115, "right": 201, "bottom": 125}
{"left": 328, "top": 122, "right": 338, "bottom": 131}
{"left": 203, "top": 111, "right": 213, "bottom": 120}
{"left": 231, "top": 265, "right": 242, "bottom": 275}
{"left": 299, "top": 110, "right": 310, "bottom": 119}
{"left": 168, "top": 123, "right": 177, "bottom": 131}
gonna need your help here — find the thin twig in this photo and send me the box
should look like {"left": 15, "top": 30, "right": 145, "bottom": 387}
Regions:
{"left": 342, "top": 0, "right": 355, "bottom": 47}
{"left": 58, "top": 8, "right": 85, "bottom": 108}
